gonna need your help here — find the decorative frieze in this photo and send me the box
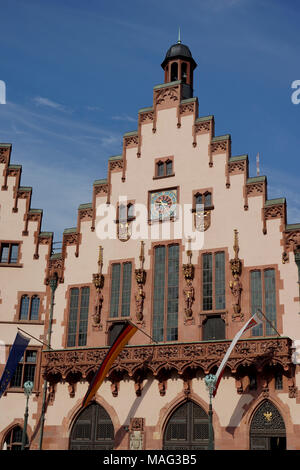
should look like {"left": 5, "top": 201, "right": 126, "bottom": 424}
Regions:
{"left": 263, "top": 200, "right": 286, "bottom": 234}
{"left": 109, "top": 159, "right": 123, "bottom": 172}
{"left": 42, "top": 337, "right": 293, "bottom": 384}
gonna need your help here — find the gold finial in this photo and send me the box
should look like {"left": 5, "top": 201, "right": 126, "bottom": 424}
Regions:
{"left": 233, "top": 229, "right": 239, "bottom": 260}
{"left": 186, "top": 237, "right": 192, "bottom": 264}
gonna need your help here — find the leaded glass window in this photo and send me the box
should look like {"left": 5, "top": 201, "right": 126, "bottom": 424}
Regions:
{"left": 264, "top": 269, "right": 277, "bottom": 335}
{"left": 251, "top": 269, "right": 277, "bottom": 337}
{"left": 4, "top": 426, "right": 28, "bottom": 450}
{"left": 20, "top": 295, "right": 30, "bottom": 320}
{"left": 153, "top": 246, "right": 166, "bottom": 342}
{"left": 67, "top": 287, "right": 90, "bottom": 347}
{"left": 30, "top": 296, "right": 40, "bottom": 320}
{"left": 202, "top": 252, "right": 226, "bottom": 311}
{"left": 215, "top": 252, "right": 225, "bottom": 309}
{"left": 121, "top": 263, "right": 132, "bottom": 317}
{"left": 10, "top": 350, "right": 37, "bottom": 388}
{"left": 0, "top": 242, "right": 19, "bottom": 264}
{"left": 202, "top": 253, "right": 212, "bottom": 310}
{"left": 109, "top": 262, "right": 132, "bottom": 318}
{"left": 153, "top": 244, "right": 179, "bottom": 342}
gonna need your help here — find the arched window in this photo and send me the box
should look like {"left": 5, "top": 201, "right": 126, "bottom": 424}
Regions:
{"left": 30, "top": 296, "right": 40, "bottom": 321}
{"left": 195, "top": 193, "right": 202, "bottom": 209}
{"left": 67, "top": 287, "right": 90, "bottom": 347}
{"left": 127, "top": 204, "right": 135, "bottom": 219}
{"left": 20, "top": 296, "right": 30, "bottom": 320}
{"left": 166, "top": 160, "right": 173, "bottom": 176}
{"left": 171, "top": 62, "right": 178, "bottom": 82}
{"left": 204, "top": 192, "right": 212, "bottom": 207}
{"left": 70, "top": 403, "right": 114, "bottom": 450}
{"left": 119, "top": 204, "right": 127, "bottom": 221}
{"left": 157, "top": 161, "right": 164, "bottom": 177}
{"left": 163, "top": 400, "right": 209, "bottom": 450}
{"left": 4, "top": 426, "right": 28, "bottom": 450}
{"left": 250, "top": 400, "right": 286, "bottom": 450}
{"left": 181, "top": 62, "right": 187, "bottom": 83}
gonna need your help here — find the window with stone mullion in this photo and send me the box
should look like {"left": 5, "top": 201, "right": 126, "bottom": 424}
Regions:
{"left": 202, "top": 252, "right": 225, "bottom": 312}
{"left": 250, "top": 268, "right": 277, "bottom": 337}
{"left": 109, "top": 262, "right": 132, "bottom": 318}
{"left": 166, "top": 244, "right": 179, "bottom": 341}
{"left": 153, "top": 244, "right": 179, "bottom": 342}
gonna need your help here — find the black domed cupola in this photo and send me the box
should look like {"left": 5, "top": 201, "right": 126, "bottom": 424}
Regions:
{"left": 161, "top": 30, "right": 197, "bottom": 96}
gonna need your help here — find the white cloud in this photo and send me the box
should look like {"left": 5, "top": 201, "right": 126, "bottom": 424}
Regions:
{"left": 33, "top": 96, "right": 67, "bottom": 112}
{"left": 112, "top": 114, "right": 136, "bottom": 123}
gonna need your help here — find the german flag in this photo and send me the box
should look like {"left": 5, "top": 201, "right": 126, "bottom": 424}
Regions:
{"left": 82, "top": 322, "right": 137, "bottom": 408}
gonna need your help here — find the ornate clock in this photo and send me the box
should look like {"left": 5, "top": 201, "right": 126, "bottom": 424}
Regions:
{"left": 149, "top": 188, "right": 178, "bottom": 221}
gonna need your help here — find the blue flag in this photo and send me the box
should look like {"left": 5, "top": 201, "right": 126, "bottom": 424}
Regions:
{"left": 0, "top": 332, "right": 30, "bottom": 398}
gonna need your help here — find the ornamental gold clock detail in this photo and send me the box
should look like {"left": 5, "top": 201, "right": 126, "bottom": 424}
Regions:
{"left": 149, "top": 188, "right": 178, "bottom": 221}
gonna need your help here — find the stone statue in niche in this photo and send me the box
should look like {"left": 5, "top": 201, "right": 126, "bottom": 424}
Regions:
{"left": 183, "top": 280, "right": 194, "bottom": 318}
{"left": 135, "top": 287, "right": 145, "bottom": 322}
{"left": 229, "top": 230, "right": 244, "bottom": 321}
{"left": 229, "top": 273, "right": 242, "bottom": 314}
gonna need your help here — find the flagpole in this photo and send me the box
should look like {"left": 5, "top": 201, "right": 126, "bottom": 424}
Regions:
{"left": 17, "top": 328, "right": 53, "bottom": 350}
{"left": 127, "top": 320, "right": 159, "bottom": 344}
{"left": 39, "top": 274, "right": 58, "bottom": 450}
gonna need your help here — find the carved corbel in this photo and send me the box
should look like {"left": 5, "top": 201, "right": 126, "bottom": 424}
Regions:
{"left": 92, "top": 246, "right": 104, "bottom": 330}
{"left": 229, "top": 229, "right": 243, "bottom": 321}
{"left": 68, "top": 382, "right": 76, "bottom": 398}
{"left": 48, "top": 383, "right": 56, "bottom": 405}
{"left": 288, "top": 376, "right": 298, "bottom": 398}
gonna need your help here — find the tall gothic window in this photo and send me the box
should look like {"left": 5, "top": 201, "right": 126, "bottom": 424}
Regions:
{"left": 109, "top": 262, "right": 132, "bottom": 318}
{"left": 202, "top": 252, "right": 225, "bottom": 311}
{"left": 67, "top": 287, "right": 90, "bottom": 347}
{"left": 152, "top": 244, "right": 179, "bottom": 342}
{"left": 250, "top": 269, "right": 277, "bottom": 336}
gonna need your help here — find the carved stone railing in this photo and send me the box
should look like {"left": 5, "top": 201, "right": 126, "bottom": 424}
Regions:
{"left": 42, "top": 337, "right": 293, "bottom": 383}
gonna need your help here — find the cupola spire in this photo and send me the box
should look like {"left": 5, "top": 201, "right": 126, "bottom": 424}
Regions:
{"left": 161, "top": 36, "right": 197, "bottom": 99}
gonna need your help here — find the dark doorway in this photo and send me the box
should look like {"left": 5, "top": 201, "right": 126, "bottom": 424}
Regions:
{"left": 250, "top": 400, "right": 286, "bottom": 450}
{"left": 163, "top": 400, "right": 209, "bottom": 450}
{"left": 70, "top": 402, "right": 114, "bottom": 450}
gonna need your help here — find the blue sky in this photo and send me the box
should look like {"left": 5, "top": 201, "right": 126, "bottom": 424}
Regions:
{"left": 0, "top": 0, "right": 299, "bottom": 240}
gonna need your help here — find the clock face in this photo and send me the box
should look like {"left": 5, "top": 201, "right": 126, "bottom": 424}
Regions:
{"left": 150, "top": 189, "right": 178, "bottom": 221}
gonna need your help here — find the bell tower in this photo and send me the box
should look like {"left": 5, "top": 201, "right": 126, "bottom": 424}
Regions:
{"left": 161, "top": 31, "right": 197, "bottom": 99}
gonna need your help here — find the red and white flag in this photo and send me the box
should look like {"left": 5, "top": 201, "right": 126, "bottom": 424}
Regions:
{"left": 213, "top": 312, "right": 263, "bottom": 397}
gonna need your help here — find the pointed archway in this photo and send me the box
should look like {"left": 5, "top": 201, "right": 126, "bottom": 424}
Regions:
{"left": 163, "top": 400, "right": 209, "bottom": 450}
{"left": 69, "top": 402, "right": 114, "bottom": 450}
{"left": 250, "top": 400, "right": 286, "bottom": 450}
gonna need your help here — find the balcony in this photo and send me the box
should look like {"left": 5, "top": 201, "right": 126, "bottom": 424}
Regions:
{"left": 42, "top": 336, "right": 294, "bottom": 383}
